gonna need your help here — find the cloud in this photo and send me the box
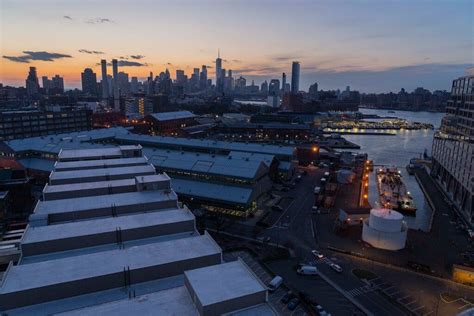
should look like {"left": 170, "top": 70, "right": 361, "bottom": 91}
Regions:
{"left": 269, "top": 54, "right": 304, "bottom": 63}
{"left": 63, "top": 15, "right": 73, "bottom": 20}
{"left": 130, "top": 55, "right": 145, "bottom": 60}
{"left": 85, "top": 17, "right": 113, "bottom": 24}
{"left": 3, "top": 51, "right": 72, "bottom": 63}
{"left": 78, "top": 49, "right": 104, "bottom": 55}
{"left": 232, "top": 59, "right": 242, "bottom": 63}
{"left": 118, "top": 60, "right": 147, "bottom": 67}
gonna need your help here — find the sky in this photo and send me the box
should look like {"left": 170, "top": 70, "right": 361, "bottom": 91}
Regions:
{"left": 0, "top": 0, "right": 473, "bottom": 93}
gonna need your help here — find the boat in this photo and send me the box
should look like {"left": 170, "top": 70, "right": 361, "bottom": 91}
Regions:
{"left": 376, "top": 166, "right": 417, "bottom": 214}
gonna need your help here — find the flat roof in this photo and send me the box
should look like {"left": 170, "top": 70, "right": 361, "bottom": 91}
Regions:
{"left": 22, "top": 207, "right": 194, "bottom": 245}
{"left": 143, "top": 148, "right": 270, "bottom": 180}
{"left": 0, "top": 234, "right": 221, "bottom": 295}
{"left": 171, "top": 178, "right": 253, "bottom": 205}
{"left": 54, "top": 157, "right": 148, "bottom": 171}
{"left": 185, "top": 260, "right": 266, "bottom": 307}
{"left": 3, "top": 127, "right": 130, "bottom": 154}
{"left": 43, "top": 174, "right": 170, "bottom": 197}
{"left": 116, "top": 134, "right": 295, "bottom": 157}
{"left": 57, "top": 286, "right": 198, "bottom": 316}
{"left": 33, "top": 190, "right": 178, "bottom": 217}
{"left": 49, "top": 165, "right": 156, "bottom": 183}
{"left": 148, "top": 111, "right": 196, "bottom": 122}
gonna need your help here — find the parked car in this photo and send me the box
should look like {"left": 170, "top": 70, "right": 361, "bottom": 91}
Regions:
{"left": 268, "top": 276, "right": 283, "bottom": 292}
{"left": 297, "top": 265, "right": 318, "bottom": 275}
{"left": 312, "top": 250, "right": 324, "bottom": 259}
{"left": 314, "top": 186, "right": 321, "bottom": 194}
{"left": 311, "top": 206, "right": 319, "bottom": 213}
{"left": 281, "top": 291, "right": 294, "bottom": 303}
{"left": 287, "top": 298, "right": 300, "bottom": 311}
{"left": 330, "top": 263, "right": 343, "bottom": 273}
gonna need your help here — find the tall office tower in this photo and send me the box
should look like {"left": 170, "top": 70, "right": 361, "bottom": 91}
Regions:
{"left": 117, "top": 72, "right": 130, "bottom": 96}
{"left": 309, "top": 82, "right": 318, "bottom": 95}
{"left": 260, "top": 80, "right": 268, "bottom": 94}
{"left": 130, "top": 77, "right": 139, "bottom": 94}
{"left": 192, "top": 68, "right": 200, "bottom": 88}
{"left": 51, "top": 75, "right": 65, "bottom": 93}
{"left": 25, "top": 67, "right": 39, "bottom": 97}
{"left": 42, "top": 76, "right": 51, "bottom": 93}
{"left": 200, "top": 65, "right": 207, "bottom": 90}
{"left": 81, "top": 68, "right": 98, "bottom": 96}
{"left": 291, "top": 61, "right": 300, "bottom": 94}
{"left": 228, "top": 69, "right": 233, "bottom": 79}
{"left": 112, "top": 59, "right": 120, "bottom": 110}
{"left": 281, "top": 73, "right": 286, "bottom": 91}
{"left": 215, "top": 49, "right": 223, "bottom": 92}
{"left": 100, "top": 59, "right": 109, "bottom": 99}
{"left": 176, "top": 70, "right": 186, "bottom": 85}
{"left": 268, "top": 79, "right": 280, "bottom": 96}
{"left": 432, "top": 75, "right": 473, "bottom": 224}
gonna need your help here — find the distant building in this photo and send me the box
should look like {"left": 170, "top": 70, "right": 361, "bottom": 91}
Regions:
{"left": 432, "top": 75, "right": 473, "bottom": 224}
{"left": 309, "top": 82, "right": 318, "bottom": 99}
{"left": 260, "top": 80, "right": 268, "bottom": 95}
{"left": 25, "top": 67, "right": 39, "bottom": 98}
{"left": 81, "top": 68, "right": 98, "bottom": 96}
{"left": 100, "top": 59, "right": 109, "bottom": 100}
{"left": 145, "top": 110, "right": 197, "bottom": 136}
{"left": 268, "top": 79, "right": 280, "bottom": 96}
{"left": 291, "top": 61, "right": 300, "bottom": 94}
{"left": 215, "top": 50, "right": 223, "bottom": 92}
{"left": 0, "top": 109, "right": 92, "bottom": 141}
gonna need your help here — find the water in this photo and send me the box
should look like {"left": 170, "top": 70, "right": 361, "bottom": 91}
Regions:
{"left": 343, "top": 108, "right": 445, "bottom": 231}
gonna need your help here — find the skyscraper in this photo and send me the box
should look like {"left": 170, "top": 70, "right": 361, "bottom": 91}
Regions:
{"left": 200, "top": 65, "right": 208, "bottom": 90}
{"left": 26, "top": 67, "right": 39, "bottom": 97}
{"left": 112, "top": 59, "right": 120, "bottom": 110}
{"left": 51, "top": 75, "right": 64, "bottom": 93}
{"left": 81, "top": 68, "right": 98, "bottom": 96}
{"left": 215, "top": 49, "right": 223, "bottom": 92}
{"left": 100, "top": 59, "right": 109, "bottom": 99}
{"left": 269, "top": 79, "right": 280, "bottom": 96}
{"left": 291, "top": 61, "right": 300, "bottom": 94}
{"left": 281, "top": 73, "right": 287, "bottom": 93}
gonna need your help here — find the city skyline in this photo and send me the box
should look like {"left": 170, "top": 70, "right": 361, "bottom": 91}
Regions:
{"left": 1, "top": 0, "right": 473, "bottom": 92}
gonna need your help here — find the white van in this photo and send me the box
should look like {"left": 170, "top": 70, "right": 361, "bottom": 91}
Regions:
{"left": 267, "top": 276, "right": 283, "bottom": 292}
{"left": 297, "top": 265, "right": 318, "bottom": 275}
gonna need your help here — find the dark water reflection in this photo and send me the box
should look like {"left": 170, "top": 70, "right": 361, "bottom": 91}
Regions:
{"left": 343, "top": 109, "right": 445, "bottom": 231}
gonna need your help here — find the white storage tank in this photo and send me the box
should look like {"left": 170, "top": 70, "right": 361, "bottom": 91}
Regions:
{"left": 362, "top": 208, "right": 407, "bottom": 251}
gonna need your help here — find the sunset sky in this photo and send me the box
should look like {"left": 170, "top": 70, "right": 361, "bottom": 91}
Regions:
{"left": 1, "top": 0, "right": 473, "bottom": 92}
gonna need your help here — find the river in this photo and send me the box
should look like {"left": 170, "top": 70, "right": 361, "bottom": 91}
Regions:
{"left": 343, "top": 108, "right": 445, "bottom": 231}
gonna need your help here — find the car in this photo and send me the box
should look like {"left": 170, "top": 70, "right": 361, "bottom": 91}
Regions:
{"left": 267, "top": 276, "right": 283, "bottom": 292}
{"left": 330, "top": 263, "right": 343, "bottom": 273}
{"left": 324, "top": 171, "right": 330, "bottom": 177}
{"left": 311, "top": 250, "right": 324, "bottom": 259}
{"left": 287, "top": 298, "right": 300, "bottom": 311}
{"left": 311, "top": 206, "right": 319, "bottom": 213}
{"left": 320, "top": 177, "right": 327, "bottom": 183}
{"left": 314, "top": 186, "right": 321, "bottom": 194}
{"left": 272, "top": 205, "right": 283, "bottom": 212}
{"left": 281, "top": 291, "right": 294, "bottom": 304}
{"left": 297, "top": 175, "right": 302, "bottom": 180}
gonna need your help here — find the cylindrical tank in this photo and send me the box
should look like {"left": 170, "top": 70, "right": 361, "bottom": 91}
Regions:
{"left": 368, "top": 208, "right": 403, "bottom": 233}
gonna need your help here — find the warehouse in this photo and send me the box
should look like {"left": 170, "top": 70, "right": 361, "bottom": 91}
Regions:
{"left": 0, "top": 147, "right": 273, "bottom": 315}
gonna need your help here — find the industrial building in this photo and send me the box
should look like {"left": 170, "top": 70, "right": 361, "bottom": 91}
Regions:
{"left": 0, "top": 109, "right": 92, "bottom": 141}
{"left": 145, "top": 110, "right": 197, "bottom": 136}
{"left": 0, "top": 147, "right": 274, "bottom": 315}
{"left": 0, "top": 127, "right": 297, "bottom": 217}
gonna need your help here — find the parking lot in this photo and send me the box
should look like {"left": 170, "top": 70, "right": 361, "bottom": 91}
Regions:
{"left": 224, "top": 250, "right": 307, "bottom": 316}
